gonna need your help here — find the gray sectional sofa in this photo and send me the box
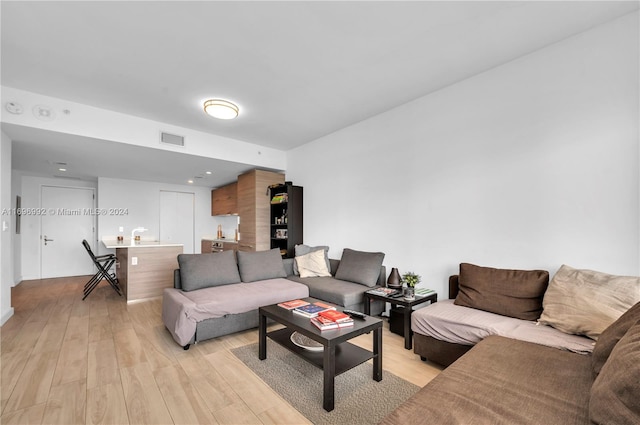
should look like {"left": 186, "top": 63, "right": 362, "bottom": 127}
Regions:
{"left": 162, "top": 247, "right": 386, "bottom": 348}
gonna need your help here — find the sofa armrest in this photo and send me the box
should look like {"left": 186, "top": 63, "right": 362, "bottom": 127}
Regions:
{"left": 282, "top": 258, "right": 295, "bottom": 276}
{"left": 162, "top": 288, "right": 197, "bottom": 347}
{"left": 449, "top": 275, "right": 459, "bottom": 299}
{"left": 174, "top": 269, "right": 182, "bottom": 289}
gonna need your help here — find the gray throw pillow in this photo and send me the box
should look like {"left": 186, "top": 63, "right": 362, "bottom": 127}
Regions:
{"left": 334, "top": 248, "right": 385, "bottom": 287}
{"left": 178, "top": 251, "right": 241, "bottom": 292}
{"left": 293, "top": 244, "right": 330, "bottom": 275}
{"left": 237, "top": 248, "right": 287, "bottom": 283}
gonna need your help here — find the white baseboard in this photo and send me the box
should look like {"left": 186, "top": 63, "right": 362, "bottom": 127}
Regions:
{"left": 1, "top": 307, "right": 15, "bottom": 325}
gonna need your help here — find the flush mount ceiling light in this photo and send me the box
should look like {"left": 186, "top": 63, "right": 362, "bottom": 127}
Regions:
{"left": 203, "top": 99, "right": 239, "bottom": 120}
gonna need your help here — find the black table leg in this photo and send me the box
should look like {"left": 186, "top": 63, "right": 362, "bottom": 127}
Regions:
{"left": 373, "top": 326, "right": 382, "bottom": 381}
{"left": 323, "top": 344, "right": 336, "bottom": 412}
{"left": 403, "top": 308, "right": 412, "bottom": 350}
{"left": 259, "top": 312, "right": 267, "bottom": 360}
{"left": 364, "top": 295, "right": 371, "bottom": 315}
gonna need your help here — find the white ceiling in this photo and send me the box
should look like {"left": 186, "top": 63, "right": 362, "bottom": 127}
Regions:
{"left": 2, "top": 1, "right": 638, "bottom": 187}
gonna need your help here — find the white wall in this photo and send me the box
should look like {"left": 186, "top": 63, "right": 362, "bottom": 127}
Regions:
{"left": 18, "top": 175, "right": 97, "bottom": 281}
{"left": 1, "top": 131, "right": 14, "bottom": 324}
{"left": 287, "top": 13, "right": 639, "bottom": 298}
{"left": 97, "top": 177, "right": 216, "bottom": 255}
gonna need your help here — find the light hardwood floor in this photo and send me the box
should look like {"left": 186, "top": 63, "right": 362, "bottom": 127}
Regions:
{"left": 1, "top": 276, "right": 442, "bottom": 424}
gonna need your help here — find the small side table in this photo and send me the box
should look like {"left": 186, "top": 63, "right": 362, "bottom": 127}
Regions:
{"left": 364, "top": 290, "right": 437, "bottom": 350}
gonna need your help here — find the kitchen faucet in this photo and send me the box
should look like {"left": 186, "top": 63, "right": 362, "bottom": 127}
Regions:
{"left": 131, "top": 227, "right": 147, "bottom": 245}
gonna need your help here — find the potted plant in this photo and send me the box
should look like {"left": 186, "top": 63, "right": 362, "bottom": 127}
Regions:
{"left": 402, "top": 272, "right": 421, "bottom": 300}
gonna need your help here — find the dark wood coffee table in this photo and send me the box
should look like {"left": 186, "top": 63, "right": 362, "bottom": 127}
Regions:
{"left": 364, "top": 290, "right": 437, "bottom": 350}
{"left": 258, "top": 298, "right": 383, "bottom": 412}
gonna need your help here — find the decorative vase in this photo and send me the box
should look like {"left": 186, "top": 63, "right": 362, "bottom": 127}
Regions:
{"left": 404, "top": 287, "right": 415, "bottom": 301}
{"left": 387, "top": 268, "right": 401, "bottom": 289}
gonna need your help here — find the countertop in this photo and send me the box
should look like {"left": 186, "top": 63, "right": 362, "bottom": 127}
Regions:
{"left": 102, "top": 238, "right": 184, "bottom": 249}
{"left": 201, "top": 238, "right": 238, "bottom": 244}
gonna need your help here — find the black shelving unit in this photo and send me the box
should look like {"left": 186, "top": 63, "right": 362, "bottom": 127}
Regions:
{"left": 270, "top": 184, "right": 303, "bottom": 257}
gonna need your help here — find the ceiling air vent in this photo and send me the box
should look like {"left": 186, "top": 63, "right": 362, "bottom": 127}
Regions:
{"left": 160, "top": 132, "right": 185, "bottom": 147}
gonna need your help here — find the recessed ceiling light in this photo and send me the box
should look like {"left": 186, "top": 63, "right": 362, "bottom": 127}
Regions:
{"left": 187, "top": 180, "right": 194, "bottom": 184}
{"left": 58, "top": 168, "right": 67, "bottom": 172}
{"left": 203, "top": 99, "right": 239, "bottom": 120}
{"left": 205, "top": 171, "right": 212, "bottom": 175}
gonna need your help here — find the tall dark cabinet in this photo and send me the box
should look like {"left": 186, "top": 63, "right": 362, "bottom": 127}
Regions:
{"left": 270, "top": 184, "right": 303, "bottom": 258}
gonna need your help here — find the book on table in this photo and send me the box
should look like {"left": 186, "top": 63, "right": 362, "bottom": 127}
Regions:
{"left": 318, "top": 309, "right": 352, "bottom": 323}
{"left": 293, "top": 301, "right": 336, "bottom": 318}
{"left": 311, "top": 315, "right": 354, "bottom": 330}
{"left": 366, "top": 287, "right": 399, "bottom": 297}
{"left": 277, "top": 299, "right": 310, "bottom": 310}
{"left": 415, "top": 288, "right": 436, "bottom": 297}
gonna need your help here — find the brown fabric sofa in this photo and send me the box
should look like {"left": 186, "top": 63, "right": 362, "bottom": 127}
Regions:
{"left": 381, "top": 290, "right": 640, "bottom": 425}
{"left": 382, "top": 301, "right": 640, "bottom": 425}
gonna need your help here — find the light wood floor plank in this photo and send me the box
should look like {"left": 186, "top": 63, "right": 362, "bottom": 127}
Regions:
{"left": 177, "top": 354, "right": 242, "bottom": 413}
{"left": 52, "top": 337, "right": 88, "bottom": 386}
{"left": 42, "top": 379, "right": 86, "bottom": 425}
{"left": 153, "top": 364, "right": 216, "bottom": 424}
{"left": 0, "top": 403, "right": 46, "bottom": 425}
{"left": 1, "top": 349, "right": 30, "bottom": 413}
{"left": 88, "top": 314, "right": 113, "bottom": 343}
{"left": 86, "top": 383, "right": 129, "bottom": 425}
{"left": 4, "top": 350, "right": 58, "bottom": 413}
{"left": 63, "top": 315, "right": 90, "bottom": 344}
{"left": 205, "top": 350, "right": 286, "bottom": 417}
{"left": 113, "top": 328, "right": 147, "bottom": 368}
{"left": 87, "top": 339, "right": 120, "bottom": 389}
{"left": 120, "top": 363, "right": 173, "bottom": 424}
{"left": 2, "top": 321, "right": 47, "bottom": 354}
{"left": 32, "top": 322, "right": 68, "bottom": 354}
{"left": 212, "top": 401, "right": 262, "bottom": 425}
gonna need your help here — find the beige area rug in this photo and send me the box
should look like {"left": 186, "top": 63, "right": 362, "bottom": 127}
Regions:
{"left": 231, "top": 340, "right": 420, "bottom": 425}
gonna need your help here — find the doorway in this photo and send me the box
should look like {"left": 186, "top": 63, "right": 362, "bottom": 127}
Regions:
{"left": 40, "top": 185, "right": 95, "bottom": 278}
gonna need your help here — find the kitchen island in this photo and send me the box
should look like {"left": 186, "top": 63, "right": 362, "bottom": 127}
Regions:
{"left": 102, "top": 239, "right": 183, "bottom": 303}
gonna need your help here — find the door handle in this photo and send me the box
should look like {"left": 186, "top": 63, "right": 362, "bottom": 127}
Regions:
{"left": 44, "top": 236, "right": 54, "bottom": 246}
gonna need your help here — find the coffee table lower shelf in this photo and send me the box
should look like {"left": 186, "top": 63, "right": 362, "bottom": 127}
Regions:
{"left": 267, "top": 327, "right": 375, "bottom": 376}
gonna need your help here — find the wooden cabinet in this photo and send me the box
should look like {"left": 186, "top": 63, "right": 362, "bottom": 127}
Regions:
{"left": 211, "top": 182, "right": 238, "bottom": 215}
{"left": 201, "top": 239, "right": 214, "bottom": 253}
{"left": 237, "top": 170, "right": 285, "bottom": 252}
{"left": 270, "top": 184, "right": 303, "bottom": 258}
{"left": 222, "top": 242, "right": 238, "bottom": 252}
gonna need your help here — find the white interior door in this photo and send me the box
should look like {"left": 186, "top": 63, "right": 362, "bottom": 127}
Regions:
{"left": 41, "top": 186, "right": 95, "bottom": 278}
{"left": 159, "top": 191, "right": 195, "bottom": 254}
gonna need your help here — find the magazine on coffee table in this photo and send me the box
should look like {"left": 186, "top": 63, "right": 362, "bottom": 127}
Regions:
{"left": 293, "top": 301, "right": 335, "bottom": 318}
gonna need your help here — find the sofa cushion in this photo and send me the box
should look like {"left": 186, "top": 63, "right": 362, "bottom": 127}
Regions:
{"left": 237, "top": 248, "right": 287, "bottom": 283}
{"left": 589, "top": 321, "right": 640, "bottom": 425}
{"left": 380, "top": 335, "right": 593, "bottom": 425}
{"left": 334, "top": 248, "right": 385, "bottom": 287}
{"left": 286, "top": 275, "right": 364, "bottom": 307}
{"left": 454, "top": 263, "right": 549, "bottom": 321}
{"left": 296, "top": 249, "right": 332, "bottom": 278}
{"left": 293, "top": 244, "right": 330, "bottom": 276}
{"left": 539, "top": 265, "right": 640, "bottom": 340}
{"left": 177, "top": 251, "right": 241, "bottom": 291}
{"left": 592, "top": 301, "right": 640, "bottom": 376}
